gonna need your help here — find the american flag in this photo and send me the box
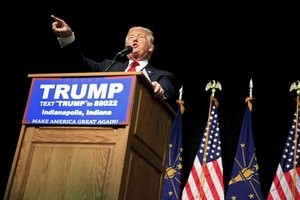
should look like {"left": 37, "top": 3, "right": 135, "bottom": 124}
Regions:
{"left": 267, "top": 102, "right": 300, "bottom": 200}
{"left": 225, "top": 100, "right": 264, "bottom": 200}
{"left": 181, "top": 98, "right": 224, "bottom": 200}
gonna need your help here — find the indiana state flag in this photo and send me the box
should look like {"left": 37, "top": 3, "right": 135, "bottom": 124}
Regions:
{"left": 162, "top": 104, "right": 183, "bottom": 200}
{"left": 225, "top": 98, "right": 264, "bottom": 200}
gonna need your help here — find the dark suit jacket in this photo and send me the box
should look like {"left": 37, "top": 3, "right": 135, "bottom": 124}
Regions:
{"left": 61, "top": 41, "right": 177, "bottom": 107}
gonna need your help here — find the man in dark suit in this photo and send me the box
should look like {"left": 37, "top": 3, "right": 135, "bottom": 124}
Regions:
{"left": 51, "top": 15, "right": 177, "bottom": 106}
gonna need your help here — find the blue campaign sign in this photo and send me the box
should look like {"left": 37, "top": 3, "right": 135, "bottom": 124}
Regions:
{"left": 22, "top": 76, "right": 136, "bottom": 125}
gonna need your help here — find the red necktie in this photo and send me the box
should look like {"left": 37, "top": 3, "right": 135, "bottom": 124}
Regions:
{"left": 128, "top": 61, "right": 139, "bottom": 72}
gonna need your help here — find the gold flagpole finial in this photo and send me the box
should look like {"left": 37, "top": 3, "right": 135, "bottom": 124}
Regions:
{"left": 289, "top": 80, "right": 300, "bottom": 96}
{"left": 249, "top": 78, "right": 253, "bottom": 98}
{"left": 245, "top": 78, "right": 255, "bottom": 111}
{"left": 179, "top": 85, "right": 183, "bottom": 101}
{"left": 205, "top": 80, "right": 222, "bottom": 97}
{"left": 176, "top": 85, "right": 185, "bottom": 114}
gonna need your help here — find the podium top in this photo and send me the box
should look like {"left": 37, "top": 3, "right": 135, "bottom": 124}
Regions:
{"left": 28, "top": 71, "right": 151, "bottom": 92}
{"left": 28, "top": 71, "right": 142, "bottom": 78}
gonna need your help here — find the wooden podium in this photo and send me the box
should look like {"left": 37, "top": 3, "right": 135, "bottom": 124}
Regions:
{"left": 6, "top": 72, "right": 175, "bottom": 200}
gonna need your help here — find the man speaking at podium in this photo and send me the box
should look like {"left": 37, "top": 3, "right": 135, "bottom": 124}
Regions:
{"left": 51, "top": 15, "right": 177, "bottom": 107}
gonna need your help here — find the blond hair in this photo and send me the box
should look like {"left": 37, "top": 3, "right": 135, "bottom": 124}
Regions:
{"left": 125, "top": 26, "right": 155, "bottom": 50}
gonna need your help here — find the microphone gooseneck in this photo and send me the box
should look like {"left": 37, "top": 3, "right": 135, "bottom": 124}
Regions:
{"left": 104, "top": 46, "right": 133, "bottom": 72}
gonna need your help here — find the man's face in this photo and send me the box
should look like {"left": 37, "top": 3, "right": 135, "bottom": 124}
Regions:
{"left": 126, "top": 29, "right": 153, "bottom": 60}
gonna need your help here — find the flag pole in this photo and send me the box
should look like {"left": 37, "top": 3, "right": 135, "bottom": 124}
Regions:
{"left": 199, "top": 80, "right": 222, "bottom": 197}
{"left": 162, "top": 85, "right": 185, "bottom": 199}
{"left": 289, "top": 80, "right": 300, "bottom": 199}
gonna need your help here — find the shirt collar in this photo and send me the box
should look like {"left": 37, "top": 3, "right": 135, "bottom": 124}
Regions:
{"left": 128, "top": 60, "right": 148, "bottom": 68}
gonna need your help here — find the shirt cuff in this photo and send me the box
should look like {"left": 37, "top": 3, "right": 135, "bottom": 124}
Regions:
{"left": 57, "top": 32, "right": 75, "bottom": 48}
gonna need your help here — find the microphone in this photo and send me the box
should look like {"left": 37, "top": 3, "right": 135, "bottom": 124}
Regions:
{"left": 104, "top": 46, "right": 133, "bottom": 72}
{"left": 116, "top": 45, "right": 133, "bottom": 57}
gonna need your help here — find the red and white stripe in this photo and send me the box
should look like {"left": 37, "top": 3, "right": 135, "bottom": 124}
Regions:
{"left": 267, "top": 165, "right": 300, "bottom": 200}
{"left": 181, "top": 157, "right": 224, "bottom": 200}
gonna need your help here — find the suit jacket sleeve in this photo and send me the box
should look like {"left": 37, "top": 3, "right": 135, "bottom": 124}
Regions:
{"left": 60, "top": 40, "right": 115, "bottom": 72}
{"left": 149, "top": 69, "right": 177, "bottom": 106}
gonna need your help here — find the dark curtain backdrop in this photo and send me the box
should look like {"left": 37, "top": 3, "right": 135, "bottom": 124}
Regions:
{"left": 7, "top": 4, "right": 298, "bottom": 199}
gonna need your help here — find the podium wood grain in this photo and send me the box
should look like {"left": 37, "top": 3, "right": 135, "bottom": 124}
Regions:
{"left": 5, "top": 72, "right": 175, "bottom": 200}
